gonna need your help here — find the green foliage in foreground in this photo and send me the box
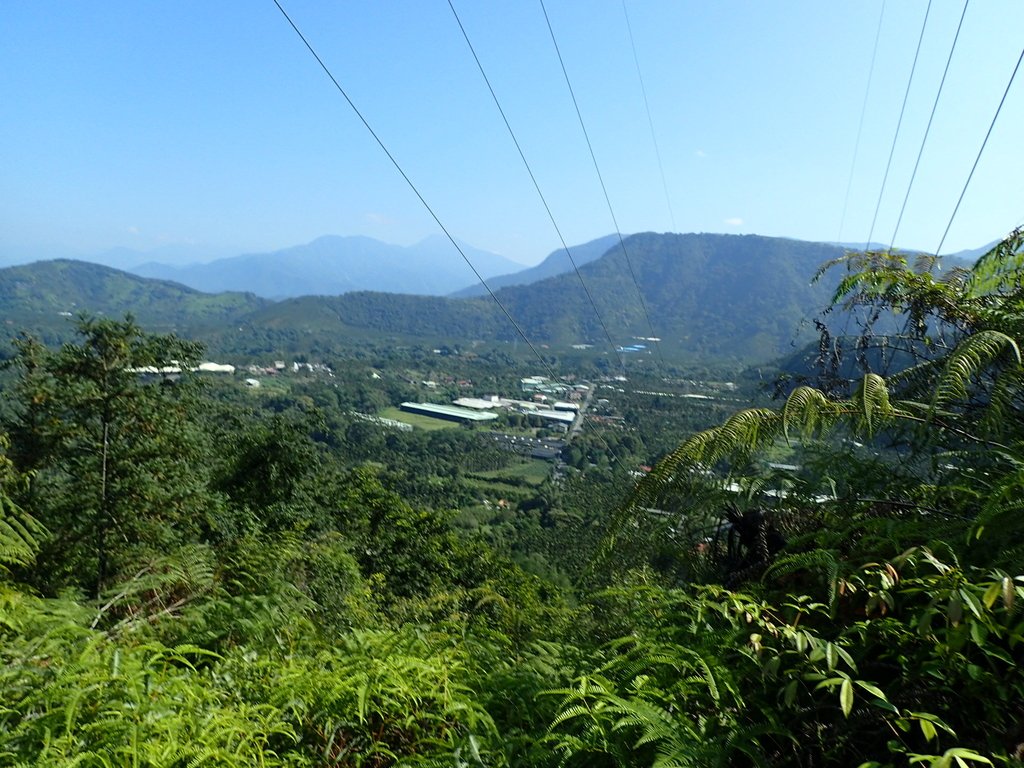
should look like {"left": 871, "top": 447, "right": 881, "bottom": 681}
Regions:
{"left": 1, "top": 229, "right": 1024, "bottom": 766}
{"left": 0, "top": 599, "right": 499, "bottom": 767}
{"left": 551, "top": 554, "right": 1024, "bottom": 767}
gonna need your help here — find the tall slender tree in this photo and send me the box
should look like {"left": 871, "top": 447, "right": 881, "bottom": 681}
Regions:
{"left": 4, "top": 316, "right": 217, "bottom": 596}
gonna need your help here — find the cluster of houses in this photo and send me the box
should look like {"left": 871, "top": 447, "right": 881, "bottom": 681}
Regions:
{"left": 132, "top": 358, "right": 334, "bottom": 390}
{"left": 240, "top": 360, "right": 333, "bottom": 387}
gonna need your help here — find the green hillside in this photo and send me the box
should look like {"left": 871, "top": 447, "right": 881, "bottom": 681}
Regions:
{"left": 0, "top": 259, "right": 268, "bottom": 345}
{"left": 235, "top": 233, "right": 845, "bottom": 362}
{"left": 0, "top": 235, "right": 853, "bottom": 363}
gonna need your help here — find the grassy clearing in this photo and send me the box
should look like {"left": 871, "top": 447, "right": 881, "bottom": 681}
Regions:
{"left": 470, "top": 458, "right": 551, "bottom": 486}
{"left": 459, "top": 460, "right": 552, "bottom": 510}
{"left": 242, "top": 376, "right": 291, "bottom": 396}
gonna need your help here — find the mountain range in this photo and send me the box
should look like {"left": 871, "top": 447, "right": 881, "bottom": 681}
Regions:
{"left": 11, "top": 232, "right": 990, "bottom": 307}
{"left": 130, "top": 235, "right": 524, "bottom": 299}
{"left": 0, "top": 232, "right": 907, "bottom": 363}
{"left": 236, "top": 233, "right": 854, "bottom": 361}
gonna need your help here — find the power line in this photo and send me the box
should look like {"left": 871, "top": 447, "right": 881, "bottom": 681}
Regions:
{"left": 538, "top": 0, "right": 666, "bottom": 369}
{"left": 621, "top": 0, "right": 676, "bottom": 232}
{"left": 272, "top": 0, "right": 637, "bottom": 474}
{"left": 835, "top": 0, "right": 887, "bottom": 367}
{"left": 889, "top": 0, "right": 969, "bottom": 251}
{"left": 883, "top": 30, "right": 1020, "bottom": 378}
{"left": 837, "top": 0, "right": 886, "bottom": 244}
{"left": 934, "top": 43, "right": 1024, "bottom": 257}
{"left": 270, "top": 0, "right": 558, "bottom": 382}
{"left": 865, "top": 0, "right": 933, "bottom": 252}
{"left": 446, "top": 0, "right": 627, "bottom": 375}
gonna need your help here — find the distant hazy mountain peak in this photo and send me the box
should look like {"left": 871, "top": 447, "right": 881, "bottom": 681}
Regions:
{"left": 127, "top": 234, "right": 523, "bottom": 299}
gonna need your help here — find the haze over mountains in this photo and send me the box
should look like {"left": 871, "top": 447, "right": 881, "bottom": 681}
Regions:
{"left": 0, "top": 232, "right": 899, "bottom": 363}
{"left": 130, "top": 235, "right": 525, "bottom": 299}
{"left": 1, "top": 229, "right": 996, "bottom": 366}
{"left": 6, "top": 230, "right": 989, "bottom": 304}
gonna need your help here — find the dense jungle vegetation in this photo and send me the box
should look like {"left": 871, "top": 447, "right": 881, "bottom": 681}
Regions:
{"left": 2, "top": 229, "right": 1024, "bottom": 766}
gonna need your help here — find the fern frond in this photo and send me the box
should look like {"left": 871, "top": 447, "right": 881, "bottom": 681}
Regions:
{"left": 931, "top": 330, "right": 1021, "bottom": 410}
{"left": 813, "top": 252, "right": 859, "bottom": 284}
{"left": 887, "top": 357, "right": 946, "bottom": 397}
{"left": 829, "top": 271, "right": 872, "bottom": 307}
{"left": 692, "top": 409, "right": 784, "bottom": 468}
{"left": 0, "top": 494, "right": 45, "bottom": 569}
{"left": 763, "top": 550, "right": 842, "bottom": 607}
{"left": 94, "top": 544, "right": 216, "bottom": 631}
{"left": 915, "top": 253, "right": 941, "bottom": 275}
{"left": 628, "top": 408, "right": 782, "bottom": 513}
{"left": 762, "top": 550, "right": 840, "bottom": 584}
{"left": 937, "top": 265, "right": 972, "bottom": 289}
{"left": 851, "top": 373, "right": 893, "bottom": 438}
{"left": 781, "top": 387, "right": 837, "bottom": 444}
{"left": 966, "top": 226, "right": 1024, "bottom": 298}
{"left": 979, "top": 366, "right": 1024, "bottom": 438}
{"left": 970, "top": 446, "right": 1024, "bottom": 542}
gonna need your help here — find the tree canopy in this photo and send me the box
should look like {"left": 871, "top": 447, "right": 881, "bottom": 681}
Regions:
{"left": 1, "top": 229, "right": 1024, "bottom": 766}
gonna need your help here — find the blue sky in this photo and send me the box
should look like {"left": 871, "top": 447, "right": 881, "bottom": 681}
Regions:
{"left": 2, "top": 1, "right": 1022, "bottom": 266}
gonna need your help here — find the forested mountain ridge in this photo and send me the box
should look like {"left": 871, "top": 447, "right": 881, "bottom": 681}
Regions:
{"left": 496, "top": 232, "right": 846, "bottom": 357}
{"left": 449, "top": 233, "right": 620, "bottom": 297}
{"left": 0, "top": 259, "right": 267, "bottom": 344}
{"left": 241, "top": 232, "right": 848, "bottom": 361}
{"left": 0, "top": 233, "right": 979, "bottom": 364}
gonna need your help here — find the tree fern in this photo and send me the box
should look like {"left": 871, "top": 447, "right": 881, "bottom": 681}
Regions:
{"left": 0, "top": 494, "right": 45, "bottom": 571}
{"left": 781, "top": 386, "right": 838, "bottom": 443}
{"left": 0, "top": 435, "right": 43, "bottom": 572}
{"left": 90, "top": 544, "right": 216, "bottom": 631}
{"left": 930, "top": 329, "right": 1021, "bottom": 412}
{"left": 850, "top": 373, "right": 896, "bottom": 438}
{"left": 762, "top": 550, "right": 842, "bottom": 607}
{"left": 964, "top": 226, "right": 1024, "bottom": 299}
